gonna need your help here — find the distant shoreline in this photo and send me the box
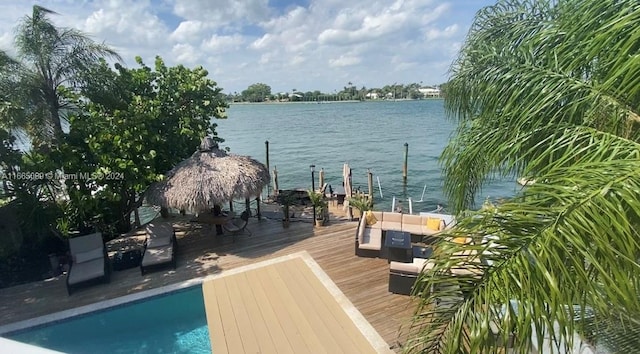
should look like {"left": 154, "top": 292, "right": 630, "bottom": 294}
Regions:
{"left": 228, "top": 98, "right": 443, "bottom": 105}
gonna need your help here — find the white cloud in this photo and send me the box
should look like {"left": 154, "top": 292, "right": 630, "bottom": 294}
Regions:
{"left": 173, "top": 0, "right": 271, "bottom": 26}
{"left": 172, "top": 43, "right": 199, "bottom": 64}
{"left": 0, "top": 0, "right": 496, "bottom": 93}
{"left": 202, "top": 34, "right": 244, "bottom": 52}
{"left": 170, "top": 21, "right": 207, "bottom": 42}
{"left": 329, "top": 55, "right": 362, "bottom": 67}
{"left": 425, "top": 24, "right": 459, "bottom": 41}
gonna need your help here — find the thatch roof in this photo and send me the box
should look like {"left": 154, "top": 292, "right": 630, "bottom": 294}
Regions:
{"left": 145, "top": 138, "right": 270, "bottom": 212}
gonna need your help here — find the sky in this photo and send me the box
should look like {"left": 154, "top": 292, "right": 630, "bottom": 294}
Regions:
{"left": 0, "top": 0, "right": 496, "bottom": 94}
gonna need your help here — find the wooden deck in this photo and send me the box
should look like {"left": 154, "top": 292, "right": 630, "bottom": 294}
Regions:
{"left": 203, "top": 255, "right": 391, "bottom": 353}
{"left": 0, "top": 207, "right": 417, "bottom": 351}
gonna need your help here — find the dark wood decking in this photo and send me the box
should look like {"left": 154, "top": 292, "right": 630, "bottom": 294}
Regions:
{"left": 0, "top": 211, "right": 416, "bottom": 351}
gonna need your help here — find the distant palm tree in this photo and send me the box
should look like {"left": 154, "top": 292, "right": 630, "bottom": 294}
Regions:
{"left": 5, "top": 5, "right": 120, "bottom": 146}
{"left": 405, "top": 0, "right": 640, "bottom": 353}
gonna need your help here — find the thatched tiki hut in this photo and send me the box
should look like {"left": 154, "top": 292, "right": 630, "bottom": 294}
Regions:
{"left": 146, "top": 137, "right": 270, "bottom": 214}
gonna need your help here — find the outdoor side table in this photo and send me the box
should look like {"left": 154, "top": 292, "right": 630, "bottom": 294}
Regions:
{"left": 385, "top": 230, "right": 412, "bottom": 263}
{"left": 113, "top": 248, "right": 142, "bottom": 271}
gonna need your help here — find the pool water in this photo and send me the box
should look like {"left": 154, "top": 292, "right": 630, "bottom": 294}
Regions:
{"left": 6, "top": 286, "right": 211, "bottom": 353}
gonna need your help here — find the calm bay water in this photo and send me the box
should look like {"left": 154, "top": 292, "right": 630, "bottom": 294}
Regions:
{"left": 217, "top": 100, "right": 518, "bottom": 213}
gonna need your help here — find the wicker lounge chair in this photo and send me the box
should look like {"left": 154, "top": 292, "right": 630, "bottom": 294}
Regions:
{"left": 140, "top": 222, "right": 177, "bottom": 275}
{"left": 66, "top": 232, "right": 110, "bottom": 295}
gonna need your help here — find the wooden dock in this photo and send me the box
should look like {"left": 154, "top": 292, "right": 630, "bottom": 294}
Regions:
{"left": 0, "top": 205, "right": 416, "bottom": 351}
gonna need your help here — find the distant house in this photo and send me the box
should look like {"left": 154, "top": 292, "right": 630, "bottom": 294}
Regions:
{"left": 365, "top": 91, "right": 379, "bottom": 100}
{"left": 418, "top": 86, "right": 441, "bottom": 98}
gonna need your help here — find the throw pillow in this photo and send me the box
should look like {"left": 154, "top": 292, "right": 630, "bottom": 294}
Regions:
{"left": 425, "top": 217, "right": 442, "bottom": 231}
{"left": 365, "top": 210, "right": 378, "bottom": 225}
{"left": 453, "top": 237, "right": 469, "bottom": 244}
{"left": 75, "top": 247, "right": 103, "bottom": 263}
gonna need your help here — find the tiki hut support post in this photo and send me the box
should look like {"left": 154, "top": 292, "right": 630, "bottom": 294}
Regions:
{"left": 229, "top": 200, "right": 234, "bottom": 213}
{"left": 273, "top": 167, "right": 279, "bottom": 197}
{"left": 245, "top": 197, "right": 251, "bottom": 215}
{"left": 255, "top": 196, "right": 261, "bottom": 220}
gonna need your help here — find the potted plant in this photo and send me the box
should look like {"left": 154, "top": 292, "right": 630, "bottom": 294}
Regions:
{"left": 277, "top": 191, "right": 297, "bottom": 228}
{"left": 308, "top": 190, "right": 328, "bottom": 226}
{"left": 347, "top": 193, "right": 373, "bottom": 220}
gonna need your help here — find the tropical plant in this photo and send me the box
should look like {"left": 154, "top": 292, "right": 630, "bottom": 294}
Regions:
{"left": 307, "top": 190, "right": 327, "bottom": 220}
{"left": 60, "top": 56, "right": 227, "bottom": 234}
{"left": 347, "top": 193, "right": 373, "bottom": 215}
{"left": 3, "top": 5, "right": 120, "bottom": 146}
{"left": 405, "top": 0, "right": 640, "bottom": 353}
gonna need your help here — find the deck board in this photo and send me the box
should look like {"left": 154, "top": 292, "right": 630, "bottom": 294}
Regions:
{"left": 0, "top": 207, "right": 416, "bottom": 352}
{"left": 203, "top": 256, "right": 381, "bottom": 354}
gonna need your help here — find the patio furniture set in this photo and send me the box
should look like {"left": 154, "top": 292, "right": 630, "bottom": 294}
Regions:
{"left": 354, "top": 210, "right": 456, "bottom": 295}
{"left": 66, "top": 211, "right": 250, "bottom": 295}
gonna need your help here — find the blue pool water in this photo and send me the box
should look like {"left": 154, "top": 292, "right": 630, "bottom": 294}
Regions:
{"left": 5, "top": 286, "right": 210, "bottom": 353}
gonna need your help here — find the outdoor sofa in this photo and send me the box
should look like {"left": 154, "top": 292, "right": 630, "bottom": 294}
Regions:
{"left": 140, "top": 222, "right": 177, "bottom": 275}
{"left": 354, "top": 211, "right": 455, "bottom": 258}
{"left": 388, "top": 238, "right": 479, "bottom": 295}
{"left": 66, "top": 232, "right": 111, "bottom": 295}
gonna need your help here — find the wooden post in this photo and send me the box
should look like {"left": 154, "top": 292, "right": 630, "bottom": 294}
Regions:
{"left": 273, "top": 166, "right": 279, "bottom": 196}
{"left": 245, "top": 197, "right": 251, "bottom": 215}
{"left": 367, "top": 169, "right": 374, "bottom": 205}
{"left": 402, "top": 142, "right": 409, "bottom": 183}
{"left": 133, "top": 208, "right": 141, "bottom": 227}
{"left": 256, "top": 196, "right": 261, "bottom": 220}
{"left": 229, "top": 200, "right": 233, "bottom": 213}
{"left": 265, "top": 140, "right": 270, "bottom": 196}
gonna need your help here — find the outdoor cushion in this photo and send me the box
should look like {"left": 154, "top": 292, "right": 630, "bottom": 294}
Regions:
{"left": 369, "top": 211, "right": 383, "bottom": 229}
{"left": 146, "top": 222, "right": 174, "bottom": 238}
{"left": 365, "top": 210, "right": 378, "bottom": 225}
{"left": 146, "top": 222, "right": 174, "bottom": 248}
{"left": 420, "top": 212, "right": 455, "bottom": 228}
{"left": 141, "top": 245, "right": 174, "bottom": 267}
{"left": 67, "top": 258, "right": 105, "bottom": 285}
{"left": 69, "top": 233, "right": 103, "bottom": 254}
{"left": 381, "top": 212, "right": 402, "bottom": 231}
{"left": 402, "top": 214, "right": 423, "bottom": 234}
{"left": 453, "top": 237, "right": 472, "bottom": 244}
{"left": 75, "top": 247, "right": 103, "bottom": 264}
{"left": 147, "top": 234, "right": 172, "bottom": 248}
{"left": 390, "top": 258, "right": 434, "bottom": 274}
{"left": 425, "top": 217, "right": 443, "bottom": 231}
{"left": 359, "top": 228, "right": 382, "bottom": 250}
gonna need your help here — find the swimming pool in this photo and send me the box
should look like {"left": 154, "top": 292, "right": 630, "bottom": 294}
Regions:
{"left": 3, "top": 285, "right": 210, "bottom": 353}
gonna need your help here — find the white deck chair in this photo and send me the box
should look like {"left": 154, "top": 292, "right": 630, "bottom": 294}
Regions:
{"left": 66, "top": 232, "right": 110, "bottom": 295}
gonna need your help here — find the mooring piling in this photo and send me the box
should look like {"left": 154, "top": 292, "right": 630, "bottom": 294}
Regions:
{"left": 367, "top": 169, "right": 374, "bottom": 205}
{"left": 265, "top": 140, "right": 270, "bottom": 196}
{"left": 402, "top": 142, "right": 408, "bottom": 183}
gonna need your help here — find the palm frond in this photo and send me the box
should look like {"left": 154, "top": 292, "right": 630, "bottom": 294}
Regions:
{"left": 442, "top": 0, "right": 640, "bottom": 210}
{"left": 407, "top": 151, "right": 640, "bottom": 352}
{"left": 10, "top": 5, "right": 121, "bottom": 145}
{"left": 415, "top": 0, "right": 640, "bottom": 352}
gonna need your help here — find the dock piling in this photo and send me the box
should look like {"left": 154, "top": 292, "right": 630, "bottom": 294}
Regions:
{"left": 265, "top": 140, "right": 270, "bottom": 196}
{"left": 402, "top": 143, "right": 408, "bottom": 183}
{"left": 367, "top": 169, "right": 374, "bottom": 205}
